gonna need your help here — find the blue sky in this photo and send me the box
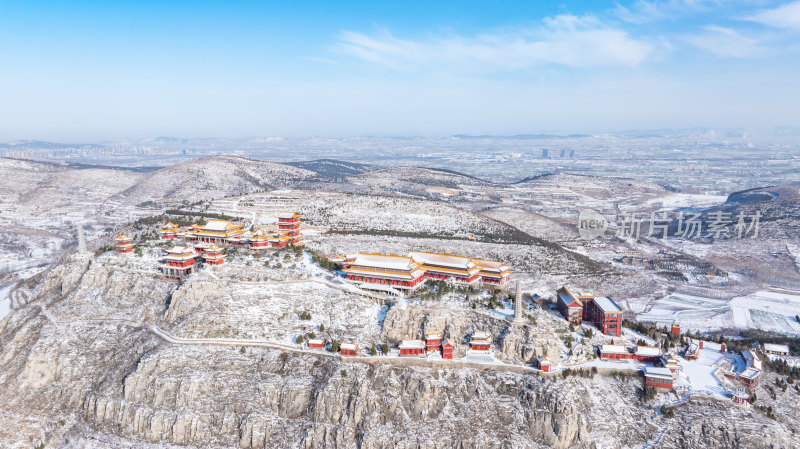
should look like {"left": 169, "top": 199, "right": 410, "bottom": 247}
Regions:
{"left": 1, "top": 0, "right": 799, "bottom": 141}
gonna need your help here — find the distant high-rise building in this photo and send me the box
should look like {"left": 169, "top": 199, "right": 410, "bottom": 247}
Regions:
{"left": 541, "top": 149, "right": 549, "bottom": 159}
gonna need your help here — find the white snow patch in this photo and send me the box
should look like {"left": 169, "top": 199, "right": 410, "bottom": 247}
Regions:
{"left": 0, "top": 285, "right": 11, "bottom": 320}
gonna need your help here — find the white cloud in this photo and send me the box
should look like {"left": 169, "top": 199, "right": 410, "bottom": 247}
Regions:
{"left": 685, "top": 25, "right": 763, "bottom": 57}
{"left": 748, "top": 1, "right": 800, "bottom": 29}
{"left": 334, "top": 15, "right": 655, "bottom": 71}
{"left": 614, "top": 0, "right": 717, "bottom": 24}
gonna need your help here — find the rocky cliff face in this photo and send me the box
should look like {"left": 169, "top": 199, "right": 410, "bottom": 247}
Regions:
{"left": 1, "top": 257, "right": 799, "bottom": 449}
{"left": 87, "top": 346, "right": 586, "bottom": 449}
{"left": 381, "top": 304, "right": 563, "bottom": 363}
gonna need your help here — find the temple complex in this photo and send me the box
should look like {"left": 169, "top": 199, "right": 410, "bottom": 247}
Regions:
{"left": 155, "top": 212, "right": 304, "bottom": 248}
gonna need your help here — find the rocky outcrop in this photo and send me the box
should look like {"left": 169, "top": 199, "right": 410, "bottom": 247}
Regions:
{"left": 381, "top": 304, "right": 561, "bottom": 363}
{"left": 2, "top": 258, "right": 799, "bottom": 449}
{"left": 81, "top": 345, "right": 586, "bottom": 449}
{"left": 165, "top": 279, "right": 225, "bottom": 322}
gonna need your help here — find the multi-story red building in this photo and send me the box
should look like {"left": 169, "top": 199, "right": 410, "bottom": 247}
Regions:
{"left": 472, "top": 258, "right": 512, "bottom": 285}
{"left": 185, "top": 219, "right": 247, "bottom": 244}
{"left": 248, "top": 228, "right": 272, "bottom": 248}
{"left": 201, "top": 244, "right": 225, "bottom": 266}
{"left": 334, "top": 251, "right": 512, "bottom": 289}
{"left": 470, "top": 331, "right": 491, "bottom": 353}
{"left": 425, "top": 333, "right": 441, "bottom": 353}
{"left": 659, "top": 354, "right": 680, "bottom": 373}
{"left": 114, "top": 234, "right": 134, "bottom": 253}
{"left": 738, "top": 367, "right": 762, "bottom": 388}
{"left": 441, "top": 340, "right": 454, "bottom": 359}
{"left": 159, "top": 222, "right": 180, "bottom": 239}
{"left": 277, "top": 212, "right": 304, "bottom": 246}
{"left": 162, "top": 245, "right": 198, "bottom": 280}
{"left": 556, "top": 287, "right": 623, "bottom": 336}
{"left": 584, "top": 296, "right": 623, "bottom": 337}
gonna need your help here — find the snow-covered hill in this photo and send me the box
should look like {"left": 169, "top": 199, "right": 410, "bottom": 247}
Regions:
{"left": 115, "top": 156, "right": 325, "bottom": 205}
{"left": 286, "top": 159, "right": 374, "bottom": 178}
{"left": 346, "top": 166, "right": 493, "bottom": 198}
{"left": 518, "top": 172, "right": 669, "bottom": 198}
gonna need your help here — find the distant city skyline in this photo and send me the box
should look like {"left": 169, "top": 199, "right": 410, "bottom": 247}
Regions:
{"left": 1, "top": 0, "right": 800, "bottom": 141}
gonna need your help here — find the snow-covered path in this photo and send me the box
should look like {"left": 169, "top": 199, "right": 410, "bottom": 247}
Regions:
{"left": 61, "top": 316, "right": 542, "bottom": 375}
{"left": 0, "top": 284, "right": 12, "bottom": 321}
{"left": 639, "top": 425, "right": 669, "bottom": 449}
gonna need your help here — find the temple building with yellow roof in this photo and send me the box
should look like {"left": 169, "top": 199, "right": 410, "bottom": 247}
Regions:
{"left": 408, "top": 250, "right": 481, "bottom": 284}
{"left": 247, "top": 228, "right": 272, "bottom": 248}
{"left": 339, "top": 250, "right": 512, "bottom": 294}
{"left": 201, "top": 243, "right": 225, "bottom": 266}
{"left": 114, "top": 234, "right": 134, "bottom": 253}
{"left": 277, "top": 212, "right": 304, "bottom": 246}
{"left": 342, "top": 253, "right": 427, "bottom": 293}
{"left": 159, "top": 222, "right": 181, "bottom": 239}
{"left": 184, "top": 219, "right": 247, "bottom": 244}
{"left": 162, "top": 245, "right": 199, "bottom": 280}
{"left": 473, "top": 258, "right": 512, "bottom": 285}
{"left": 171, "top": 212, "right": 304, "bottom": 248}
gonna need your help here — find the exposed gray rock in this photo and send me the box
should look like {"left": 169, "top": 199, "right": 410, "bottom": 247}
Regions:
{"left": 1, "top": 257, "right": 798, "bottom": 449}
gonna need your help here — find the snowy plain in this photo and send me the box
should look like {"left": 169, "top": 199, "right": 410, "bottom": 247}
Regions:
{"left": 637, "top": 290, "right": 800, "bottom": 336}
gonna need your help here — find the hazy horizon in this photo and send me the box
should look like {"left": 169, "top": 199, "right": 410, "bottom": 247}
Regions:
{"left": 2, "top": 1, "right": 800, "bottom": 141}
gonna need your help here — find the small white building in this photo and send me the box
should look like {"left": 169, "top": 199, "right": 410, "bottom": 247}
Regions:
{"left": 763, "top": 343, "right": 790, "bottom": 356}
